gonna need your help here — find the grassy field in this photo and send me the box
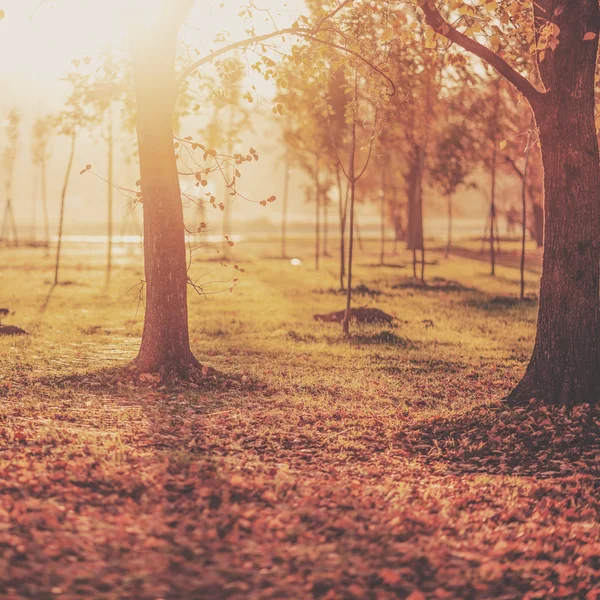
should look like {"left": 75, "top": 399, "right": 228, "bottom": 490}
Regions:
{"left": 0, "top": 241, "right": 598, "bottom": 599}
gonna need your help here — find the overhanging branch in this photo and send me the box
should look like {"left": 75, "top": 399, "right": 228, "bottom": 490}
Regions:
{"left": 419, "top": 0, "right": 545, "bottom": 105}
{"left": 177, "top": 0, "right": 395, "bottom": 94}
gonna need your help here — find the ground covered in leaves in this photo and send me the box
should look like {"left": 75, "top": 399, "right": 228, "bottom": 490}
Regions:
{"left": 0, "top": 243, "right": 598, "bottom": 599}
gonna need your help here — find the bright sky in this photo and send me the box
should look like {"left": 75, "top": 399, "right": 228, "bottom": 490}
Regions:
{"left": 0, "top": 0, "right": 306, "bottom": 81}
{"left": 0, "top": 0, "right": 310, "bottom": 230}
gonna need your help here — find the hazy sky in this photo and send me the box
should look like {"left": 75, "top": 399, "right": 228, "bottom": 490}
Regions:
{"left": 0, "top": 0, "right": 312, "bottom": 234}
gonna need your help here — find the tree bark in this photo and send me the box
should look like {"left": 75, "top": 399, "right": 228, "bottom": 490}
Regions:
{"left": 131, "top": 2, "right": 199, "bottom": 374}
{"left": 419, "top": 0, "right": 600, "bottom": 406}
{"left": 509, "top": 0, "right": 600, "bottom": 405}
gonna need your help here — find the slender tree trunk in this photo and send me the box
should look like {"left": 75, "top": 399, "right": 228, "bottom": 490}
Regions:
{"left": 379, "top": 160, "right": 386, "bottom": 266}
{"left": 343, "top": 159, "right": 356, "bottom": 335}
{"left": 509, "top": 1, "right": 600, "bottom": 405}
{"left": 407, "top": 149, "right": 423, "bottom": 279}
{"left": 343, "top": 70, "right": 359, "bottom": 337}
{"left": 41, "top": 160, "right": 50, "bottom": 248}
{"left": 107, "top": 108, "right": 114, "bottom": 283}
{"left": 314, "top": 155, "right": 320, "bottom": 271}
{"left": 355, "top": 217, "right": 364, "bottom": 252}
{"left": 131, "top": 3, "right": 198, "bottom": 374}
{"left": 489, "top": 80, "right": 500, "bottom": 276}
{"left": 54, "top": 131, "right": 76, "bottom": 285}
{"left": 520, "top": 128, "right": 532, "bottom": 300}
{"left": 323, "top": 192, "right": 329, "bottom": 257}
{"left": 446, "top": 193, "right": 452, "bottom": 258}
{"left": 31, "top": 174, "right": 37, "bottom": 244}
{"left": 223, "top": 110, "right": 234, "bottom": 261}
{"left": 281, "top": 154, "right": 290, "bottom": 258}
{"left": 336, "top": 166, "right": 347, "bottom": 290}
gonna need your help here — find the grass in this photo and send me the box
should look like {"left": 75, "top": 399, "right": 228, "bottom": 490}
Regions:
{"left": 0, "top": 240, "right": 598, "bottom": 599}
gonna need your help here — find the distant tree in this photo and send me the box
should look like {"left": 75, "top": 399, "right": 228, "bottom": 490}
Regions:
{"left": 429, "top": 88, "right": 479, "bottom": 258}
{"left": 53, "top": 71, "right": 92, "bottom": 285}
{"left": 0, "top": 109, "right": 20, "bottom": 247}
{"left": 31, "top": 116, "right": 53, "bottom": 247}
{"left": 85, "top": 52, "right": 131, "bottom": 283}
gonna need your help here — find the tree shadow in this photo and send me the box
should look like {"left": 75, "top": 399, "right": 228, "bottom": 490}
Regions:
{"left": 464, "top": 294, "right": 538, "bottom": 312}
{"left": 396, "top": 402, "right": 600, "bottom": 478}
{"left": 392, "top": 277, "right": 475, "bottom": 293}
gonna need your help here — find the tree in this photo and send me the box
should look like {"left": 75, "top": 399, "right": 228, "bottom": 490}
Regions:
{"left": 129, "top": 0, "right": 359, "bottom": 373}
{"left": 0, "top": 109, "right": 20, "bottom": 247}
{"left": 85, "top": 52, "right": 131, "bottom": 283}
{"left": 53, "top": 72, "right": 92, "bottom": 285}
{"left": 31, "top": 116, "right": 53, "bottom": 247}
{"left": 419, "top": 0, "right": 600, "bottom": 406}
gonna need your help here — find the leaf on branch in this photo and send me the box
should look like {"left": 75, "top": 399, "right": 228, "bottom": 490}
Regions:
{"left": 584, "top": 32, "right": 597, "bottom": 41}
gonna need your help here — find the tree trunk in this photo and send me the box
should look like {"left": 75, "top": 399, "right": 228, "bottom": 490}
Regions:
{"left": 446, "top": 193, "right": 452, "bottom": 258}
{"left": 520, "top": 128, "right": 532, "bottom": 300}
{"left": 336, "top": 166, "right": 347, "bottom": 290}
{"left": 406, "top": 148, "right": 424, "bottom": 279}
{"left": 379, "top": 160, "right": 386, "bottom": 266}
{"left": 510, "top": 4, "right": 600, "bottom": 404}
{"left": 281, "top": 154, "right": 290, "bottom": 258}
{"left": 314, "top": 156, "right": 320, "bottom": 271}
{"left": 41, "top": 159, "right": 50, "bottom": 247}
{"left": 54, "top": 131, "right": 76, "bottom": 285}
{"left": 107, "top": 108, "right": 114, "bottom": 283}
{"left": 131, "top": 4, "right": 198, "bottom": 374}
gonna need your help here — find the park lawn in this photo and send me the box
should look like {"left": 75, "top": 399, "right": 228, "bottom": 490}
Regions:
{"left": 0, "top": 243, "right": 598, "bottom": 599}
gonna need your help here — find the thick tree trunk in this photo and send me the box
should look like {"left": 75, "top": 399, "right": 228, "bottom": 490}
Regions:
{"left": 131, "top": 6, "right": 198, "bottom": 374}
{"left": 509, "top": 3, "right": 600, "bottom": 404}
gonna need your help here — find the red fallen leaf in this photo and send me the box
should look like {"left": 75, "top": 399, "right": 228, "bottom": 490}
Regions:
{"left": 262, "top": 490, "right": 277, "bottom": 503}
{"left": 379, "top": 568, "right": 402, "bottom": 585}
{"left": 230, "top": 474, "right": 244, "bottom": 486}
{"left": 406, "top": 592, "right": 426, "bottom": 600}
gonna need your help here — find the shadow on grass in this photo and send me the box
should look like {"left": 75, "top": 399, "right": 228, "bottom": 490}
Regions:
{"left": 464, "top": 294, "right": 538, "bottom": 312}
{"left": 313, "top": 284, "right": 383, "bottom": 297}
{"left": 30, "top": 363, "right": 274, "bottom": 403}
{"left": 392, "top": 277, "right": 475, "bottom": 293}
{"left": 350, "top": 330, "right": 414, "bottom": 347}
{"left": 397, "top": 402, "right": 600, "bottom": 478}
{"left": 380, "top": 357, "right": 469, "bottom": 376}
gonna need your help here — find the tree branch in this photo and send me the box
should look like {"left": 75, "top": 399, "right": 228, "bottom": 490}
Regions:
{"left": 176, "top": 1, "right": 391, "bottom": 91}
{"left": 418, "top": 0, "right": 545, "bottom": 105}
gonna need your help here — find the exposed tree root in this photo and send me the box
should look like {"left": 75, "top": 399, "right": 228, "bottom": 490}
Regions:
{"left": 133, "top": 351, "right": 202, "bottom": 381}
